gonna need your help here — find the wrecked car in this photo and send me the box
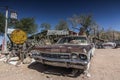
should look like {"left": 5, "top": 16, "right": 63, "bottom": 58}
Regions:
{"left": 30, "top": 35, "right": 95, "bottom": 75}
{"left": 102, "top": 42, "right": 116, "bottom": 49}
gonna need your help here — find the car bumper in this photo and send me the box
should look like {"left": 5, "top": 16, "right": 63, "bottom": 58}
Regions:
{"left": 32, "top": 55, "right": 88, "bottom": 70}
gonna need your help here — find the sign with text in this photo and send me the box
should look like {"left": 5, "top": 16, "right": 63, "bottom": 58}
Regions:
{"left": 10, "top": 11, "right": 17, "bottom": 19}
{"left": 47, "top": 30, "right": 69, "bottom": 35}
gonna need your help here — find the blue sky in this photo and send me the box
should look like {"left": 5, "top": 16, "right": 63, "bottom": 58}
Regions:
{"left": 0, "top": 0, "right": 120, "bottom": 44}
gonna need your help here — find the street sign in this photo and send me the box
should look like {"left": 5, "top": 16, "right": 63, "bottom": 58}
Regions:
{"left": 10, "top": 29, "right": 27, "bottom": 44}
{"left": 47, "top": 30, "right": 69, "bottom": 35}
{"left": 10, "top": 11, "right": 17, "bottom": 19}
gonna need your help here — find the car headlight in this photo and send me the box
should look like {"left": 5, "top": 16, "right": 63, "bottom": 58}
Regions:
{"left": 31, "top": 50, "right": 40, "bottom": 56}
{"left": 79, "top": 54, "right": 87, "bottom": 60}
{"left": 71, "top": 53, "right": 78, "bottom": 59}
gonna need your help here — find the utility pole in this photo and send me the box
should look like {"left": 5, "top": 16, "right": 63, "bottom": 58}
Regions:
{"left": 4, "top": 6, "right": 8, "bottom": 53}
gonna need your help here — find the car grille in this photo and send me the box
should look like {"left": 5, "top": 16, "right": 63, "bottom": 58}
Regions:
{"left": 41, "top": 53, "right": 70, "bottom": 59}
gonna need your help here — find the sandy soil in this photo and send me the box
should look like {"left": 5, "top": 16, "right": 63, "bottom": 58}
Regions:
{"left": 0, "top": 48, "right": 120, "bottom": 80}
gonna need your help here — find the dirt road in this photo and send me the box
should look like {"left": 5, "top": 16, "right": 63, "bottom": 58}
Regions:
{"left": 0, "top": 48, "right": 120, "bottom": 80}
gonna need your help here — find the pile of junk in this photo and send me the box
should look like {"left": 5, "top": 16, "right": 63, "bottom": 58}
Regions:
{"left": 0, "top": 29, "right": 35, "bottom": 66}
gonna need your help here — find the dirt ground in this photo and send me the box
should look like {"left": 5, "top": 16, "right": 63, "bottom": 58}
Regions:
{"left": 0, "top": 48, "right": 120, "bottom": 80}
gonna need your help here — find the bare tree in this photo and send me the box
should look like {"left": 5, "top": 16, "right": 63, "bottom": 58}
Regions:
{"left": 69, "top": 14, "right": 95, "bottom": 37}
{"left": 55, "top": 20, "right": 69, "bottom": 30}
{"left": 40, "top": 23, "right": 51, "bottom": 31}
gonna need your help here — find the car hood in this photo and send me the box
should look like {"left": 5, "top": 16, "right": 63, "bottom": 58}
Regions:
{"left": 32, "top": 44, "right": 92, "bottom": 54}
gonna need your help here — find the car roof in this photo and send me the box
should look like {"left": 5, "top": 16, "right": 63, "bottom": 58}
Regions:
{"left": 64, "top": 35, "right": 87, "bottom": 38}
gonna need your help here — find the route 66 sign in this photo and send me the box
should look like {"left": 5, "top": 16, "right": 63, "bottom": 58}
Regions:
{"left": 10, "top": 29, "right": 27, "bottom": 44}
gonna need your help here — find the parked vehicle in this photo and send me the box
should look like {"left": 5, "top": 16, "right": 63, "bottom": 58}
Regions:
{"left": 114, "top": 40, "right": 120, "bottom": 48}
{"left": 102, "top": 42, "right": 116, "bottom": 49}
{"left": 30, "top": 35, "right": 95, "bottom": 76}
{"left": 95, "top": 42, "right": 104, "bottom": 49}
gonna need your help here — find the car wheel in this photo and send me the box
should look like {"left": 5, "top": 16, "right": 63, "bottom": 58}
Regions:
{"left": 67, "top": 69, "right": 82, "bottom": 77}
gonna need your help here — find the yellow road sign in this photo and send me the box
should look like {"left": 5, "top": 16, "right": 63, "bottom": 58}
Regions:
{"left": 10, "top": 29, "right": 27, "bottom": 44}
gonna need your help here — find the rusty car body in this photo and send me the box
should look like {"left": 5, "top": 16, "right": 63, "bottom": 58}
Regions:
{"left": 30, "top": 35, "right": 95, "bottom": 71}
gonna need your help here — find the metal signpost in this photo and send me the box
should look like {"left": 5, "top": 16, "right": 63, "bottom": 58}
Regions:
{"left": 4, "top": 6, "right": 8, "bottom": 53}
{"left": 1, "top": 6, "right": 17, "bottom": 54}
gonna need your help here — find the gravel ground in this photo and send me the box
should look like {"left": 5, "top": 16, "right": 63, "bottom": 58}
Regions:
{"left": 0, "top": 48, "right": 120, "bottom": 80}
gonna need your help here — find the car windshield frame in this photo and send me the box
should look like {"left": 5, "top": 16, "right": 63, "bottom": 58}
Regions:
{"left": 57, "top": 36, "right": 88, "bottom": 44}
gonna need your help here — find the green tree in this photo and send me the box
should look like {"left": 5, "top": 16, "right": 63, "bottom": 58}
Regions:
{"left": 69, "top": 14, "right": 94, "bottom": 36}
{"left": 15, "top": 18, "right": 37, "bottom": 35}
{"left": 55, "top": 20, "right": 69, "bottom": 30}
{"left": 0, "top": 13, "right": 5, "bottom": 35}
{"left": 40, "top": 23, "right": 51, "bottom": 31}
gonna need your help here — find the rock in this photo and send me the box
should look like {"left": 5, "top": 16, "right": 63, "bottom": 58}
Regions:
{"left": 86, "top": 73, "right": 91, "bottom": 77}
{"left": 23, "top": 57, "right": 32, "bottom": 64}
{"left": 0, "top": 55, "right": 6, "bottom": 61}
{"left": 46, "top": 76, "right": 50, "bottom": 78}
{"left": 15, "top": 61, "right": 22, "bottom": 67}
{"left": 9, "top": 61, "right": 18, "bottom": 65}
{"left": 9, "top": 57, "right": 19, "bottom": 61}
